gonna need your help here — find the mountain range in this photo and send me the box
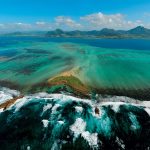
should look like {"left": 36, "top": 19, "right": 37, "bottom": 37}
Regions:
{"left": 1, "top": 26, "right": 150, "bottom": 39}
{"left": 45, "top": 26, "right": 150, "bottom": 38}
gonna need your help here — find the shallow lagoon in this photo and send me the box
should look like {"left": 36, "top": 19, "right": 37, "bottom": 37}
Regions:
{"left": 0, "top": 37, "right": 150, "bottom": 92}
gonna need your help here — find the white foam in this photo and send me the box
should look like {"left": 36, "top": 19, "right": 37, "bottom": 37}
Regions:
{"left": 27, "top": 146, "right": 31, "bottom": 150}
{"left": 0, "top": 108, "right": 4, "bottom": 113}
{"left": 58, "top": 121, "right": 64, "bottom": 124}
{"left": 0, "top": 87, "right": 20, "bottom": 97}
{"left": 112, "top": 103, "right": 122, "bottom": 112}
{"left": 52, "top": 104, "right": 60, "bottom": 114}
{"left": 1, "top": 90, "right": 149, "bottom": 118}
{"left": 27, "top": 93, "right": 150, "bottom": 112}
{"left": 13, "top": 97, "right": 28, "bottom": 112}
{"left": 70, "top": 118, "right": 86, "bottom": 138}
{"left": 70, "top": 118, "right": 98, "bottom": 147}
{"left": 82, "top": 131, "right": 98, "bottom": 148}
{"left": 0, "top": 91, "right": 13, "bottom": 104}
{"left": 75, "top": 106, "right": 83, "bottom": 113}
{"left": 43, "top": 104, "right": 52, "bottom": 112}
{"left": 42, "top": 119, "right": 49, "bottom": 128}
{"left": 144, "top": 108, "right": 150, "bottom": 115}
{"left": 142, "top": 101, "right": 150, "bottom": 107}
{"left": 0, "top": 87, "right": 20, "bottom": 104}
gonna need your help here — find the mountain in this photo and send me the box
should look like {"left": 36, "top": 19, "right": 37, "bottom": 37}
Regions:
{"left": 45, "top": 28, "right": 121, "bottom": 37}
{"left": 127, "top": 26, "right": 150, "bottom": 35}
{"left": 1, "top": 26, "right": 150, "bottom": 39}
{"left": 99, "top": 28, "right": 121, "bottom": 36}
{"left": 45, "top": 26, "right": 150, "bottom": 38}
{"left": 46, "top": 29, "right": 65, "bottom": 37}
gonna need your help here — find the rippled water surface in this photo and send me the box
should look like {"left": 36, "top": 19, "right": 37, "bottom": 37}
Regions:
{"left": 0, "top": 37, "right": 150, "bottom": 90}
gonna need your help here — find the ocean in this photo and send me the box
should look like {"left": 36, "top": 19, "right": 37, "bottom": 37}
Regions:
{"left": 0, "top": 37, "right": 150, "bottom": 149}
{"left": 1, "top": 37, "right": 150, "bottom": 94}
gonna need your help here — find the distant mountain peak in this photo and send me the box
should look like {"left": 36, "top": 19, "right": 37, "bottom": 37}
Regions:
{"left": 128, "top": 26, "right": 150, "bottom": 35}
{"left": 101, "top": 28, "right": 115, "bottom": 31}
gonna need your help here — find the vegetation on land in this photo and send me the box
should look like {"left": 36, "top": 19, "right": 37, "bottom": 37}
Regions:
{"left": 48, "top": 75, "right": 90, "bottom": 97}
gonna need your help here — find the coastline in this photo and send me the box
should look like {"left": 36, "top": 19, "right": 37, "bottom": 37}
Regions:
{"left": 0, "top": 86, "right": 150, "bottom": 110}
{"left": 1, "top": 78, "right": 150, "bottom": 101}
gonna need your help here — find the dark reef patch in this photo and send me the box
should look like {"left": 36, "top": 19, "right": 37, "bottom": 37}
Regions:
{"left": 95, "top": 87, "right": 150, "bottom": 101}
{"left": 0, "top": 80, "right": 22, "bottom": 91}
{"left": 7, "top": 54, "right": 40, "bottom": 62}
{"left": 15, "top": 60, "right": 51, "bottom": 75}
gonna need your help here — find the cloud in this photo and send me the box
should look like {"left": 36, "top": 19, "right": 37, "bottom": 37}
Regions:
{"left": 0, "top": 22, "right": 32, "bottom": 32}
{"left": 36, "top": 21, "right": 46, "bottom": 25}
{"left": 54, "top": 16, "right": 82, "bottom": 30}
{"left": 80, "top": 12, "right": 142, "bottom": 30}
{"left": 0, "top": 12, "right": 150, "bottom": 32}
{"left": 35, "top": 21, "right": 52, "bottom": 29}
{"left": 13, "top": 22, "right": 32, "bottom": 29}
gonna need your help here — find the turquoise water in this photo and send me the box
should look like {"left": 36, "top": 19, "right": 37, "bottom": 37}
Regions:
{"left": 0, "top": 37, "right": 150, "bottom": 91}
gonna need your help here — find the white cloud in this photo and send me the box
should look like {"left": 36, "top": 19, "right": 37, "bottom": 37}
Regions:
{"left": 36, "top": 21, "right": 46, "bottom": 25}
{"left": 0, "top": 22, "right": 32, "bottom": 32}
{"left": 55, "top": 16, "right": 82, "bottom": 30}
{"left": 0, "top": 12, "right": 150, "bottom": 32}
{"left": 13, "top": 22, "right": 32, "bottom": 29}
{"left": 80, "top": 12, "right": 141, "bottom": 30}
{"left": 35, "top": 21, "right": 52, "bottom": 29}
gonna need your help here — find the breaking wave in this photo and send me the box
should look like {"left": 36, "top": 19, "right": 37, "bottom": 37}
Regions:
{"left": 0, "top": 88, "right": 150, "bottom": 150}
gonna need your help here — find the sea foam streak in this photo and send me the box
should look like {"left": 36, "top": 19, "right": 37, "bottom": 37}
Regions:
{"left": 0, "top": 87, "right": 20, "bottom": 104}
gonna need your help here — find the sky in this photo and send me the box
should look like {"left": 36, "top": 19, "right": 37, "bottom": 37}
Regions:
{"left": 0, "top": 0, "right": 150, "bottom": 32}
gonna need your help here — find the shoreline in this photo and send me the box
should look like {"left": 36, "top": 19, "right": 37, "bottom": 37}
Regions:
{"left": 0, "top": 89, "right": 150, "bottom": 110}
{"left": 1, "top": 78, "right": 150, "bottom": 101}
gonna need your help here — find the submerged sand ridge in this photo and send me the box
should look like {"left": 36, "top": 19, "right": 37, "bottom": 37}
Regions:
{"left": 1, "top": 66, "right": 150, "bottom": 100}
{"left": 47, "top": 67, "right": 90, "bottom": 97}
{"left": 1, "top": 40, "right": 150, "bottom": 99}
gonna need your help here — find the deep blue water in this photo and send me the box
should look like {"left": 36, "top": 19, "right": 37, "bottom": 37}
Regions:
{"left": 0, "top": 36, "right": 150, "bottom": 50}
{"left": 0, "top": 49, "right": 18, "bottom": 57}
